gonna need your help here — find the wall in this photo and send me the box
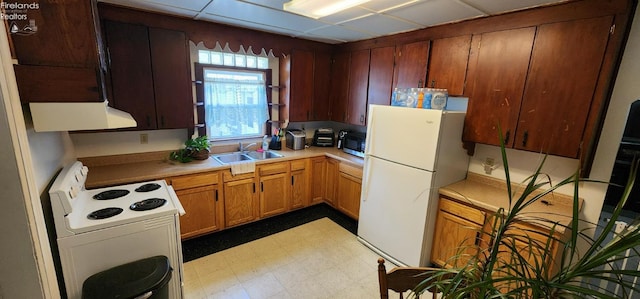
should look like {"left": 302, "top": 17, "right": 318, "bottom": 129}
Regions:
{"left": 71, "top": 129, "right": 187, "bottom": 158}
{"left": 468, "top": 7, "right": 640, "bottom": 236}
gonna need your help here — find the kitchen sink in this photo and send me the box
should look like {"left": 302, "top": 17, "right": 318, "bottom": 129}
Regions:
{"left": 211, "top": 152, "right": 253, "bottom": 164}
{"left": 211, "top": 151, "right": 284, "bottom": 164}
{"left": 246, "top": 150, "right": 284, "bottom": 160}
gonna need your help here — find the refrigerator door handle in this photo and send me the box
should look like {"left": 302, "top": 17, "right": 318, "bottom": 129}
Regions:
{"left": 361, "top": 157, "right": 373, "bottom": 202}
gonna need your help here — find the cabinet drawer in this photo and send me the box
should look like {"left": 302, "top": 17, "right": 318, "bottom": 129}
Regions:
{"left": 290, "top": 159, "right": 307, "bottom": 171}
{"left": 170, "top": 172, "right": 219, "bottom": 190}
{"left": 339, "top": 162, "right": 362, "bottom": 179}
{"left": 439, "top": 197, "right": 485, "bottom": 225}
{"left": 258, "top": 162, "right": 289, "bottom": 176}
{"left": 222, "top": 170, "right": 255, "bottom": 182}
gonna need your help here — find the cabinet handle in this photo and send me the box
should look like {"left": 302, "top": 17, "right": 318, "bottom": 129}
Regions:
{"left": 253, "top": 183, "right": 256, "bottom": 193}
{"left": 360, "top": 114, "right": 365, "bottom": 124}
{"left": 291, "top": 176, "right": 294, "bottom": 185}
{"left": 161, "top": 116, "right": 165, "bottom": 127}
{"left": 146, "top": 115, "right": 151, "bottom": 127}
{"left": 215, "top": 189, "right": 218, "bottom": 201}
{"left": 430, "top": 80, "right": 436, "bottom": 88}
{"left": 343, "top": 112, "right": 347, "bottom": 122}
{"left": 418, "top": 79, "right": 424, "bottom": 88}
{"left": 261, "top": 182, "right": 264, "bottom": 192}
{"left": 522, "top": 131, "right": 529, "bottom": 147}
{"left": 504, "top": 130, "right": 510, "bottom": 144}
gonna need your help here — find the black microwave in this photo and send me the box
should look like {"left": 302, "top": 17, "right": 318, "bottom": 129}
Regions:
{"left": 343, "top": 132, "right": 366, "bottom": 158}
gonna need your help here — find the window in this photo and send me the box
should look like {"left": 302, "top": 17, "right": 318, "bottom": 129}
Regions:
{"left": 200, "top": 67, "right": 270, "bottom": 141}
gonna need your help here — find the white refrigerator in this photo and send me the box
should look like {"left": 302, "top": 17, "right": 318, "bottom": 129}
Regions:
{"left": 357, "top": 104, "right": 469, "bottom": 267}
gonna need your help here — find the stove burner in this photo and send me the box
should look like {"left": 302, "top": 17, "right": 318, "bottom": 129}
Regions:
{"left": 93, "top": 189, "right": 130, "bottom": 200}
{"left": 130, "top": 198, "right": 167, "bottom": 211}
{"left": 135, "top": 183, "right": 161, "bottom": 192}
{"left": 87, "top": 207, "right": 123, "bottom": 220}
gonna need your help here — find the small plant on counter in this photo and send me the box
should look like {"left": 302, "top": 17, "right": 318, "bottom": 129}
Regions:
{"left": 412, "top": 129, "right": 640, "bottom": 298}
{"left": 169, "top": 135, "right": 210, "bottom": 163}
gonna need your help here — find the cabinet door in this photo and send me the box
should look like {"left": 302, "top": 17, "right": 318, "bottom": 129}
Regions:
{"left": 149, "top": 27, "right": 194, "bottom": 129}
{"left": 224, "top": 178, "right": 257, "bottom": 227}
{"left": 291, "top": 168, "right": 308, "bottom": 210}
{"left": 427, "top": 35, "right": 471, "bottom": 95}
{"left": 11, "top": 0, "right": 100, "bottom": 68}
{"left": 368, "top": 46, "right": 395, "bottom": 106}
{"left": 393, "top": 41, "right": 430, "bottom": 89}
{"left": 176, "top": 185, "right": 223, "bottom": 239}
{"left": 324, "top": 158, "right": 339, "bottom": 205}
{"left": 336, "top": 172, "right": 362, "bottom": 220}
{"left": 515, "top": 16, "right": 613, "bottom": 157}
{"left": 104, "top": 21, "right": 156, "bottom": 129}
{"left": 431, "top": 198, "right": 485, "bottom": 268}
{"left": 287, "top": 49, "right": 314, "bottom": 121}
{"left": 312, "top": 51, "right": 332, "bottom": 120}
{"left": 463, "top": 28, "right": 535, "bottom": 147}
{"left": 259, "top": 173, "right": 289, "bottom": 218}
{"left": 347, "top": 49, "right": 371, "bottom": 125}
{"left": 310, "top": 157, "right": 326, "bottom": 204}
{"left": 329, "top": 52, "right": 351, "bottom": 122}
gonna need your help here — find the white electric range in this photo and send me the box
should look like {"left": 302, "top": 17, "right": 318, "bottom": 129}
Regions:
{"left": 49, "top": 161, "right": 185, "bottom": 299}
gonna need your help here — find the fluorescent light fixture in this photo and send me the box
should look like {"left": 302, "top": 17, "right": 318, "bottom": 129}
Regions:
{"left": 283, "top": 0, "right": 370, "bottom": 19}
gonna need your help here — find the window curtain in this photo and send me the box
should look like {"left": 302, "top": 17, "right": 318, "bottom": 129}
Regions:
{"left": 204, "top": 69, "right": 269, "bottom": 140}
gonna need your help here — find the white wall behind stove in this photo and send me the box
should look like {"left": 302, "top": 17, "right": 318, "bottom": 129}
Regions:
{"left": 70, "top": 129, "right": 188, "bottom": 158}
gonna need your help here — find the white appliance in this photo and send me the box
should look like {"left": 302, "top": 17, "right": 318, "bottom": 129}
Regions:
{"left": 357, "top": 104, "right": 469, "bottom": 267}
{"left": 49, "top": 161, "right": 186, "bottom": 299}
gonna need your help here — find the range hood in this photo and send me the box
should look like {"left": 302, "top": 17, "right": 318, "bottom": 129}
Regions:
{"left": 29, "top": 101, "right": 137, "bottom": 132}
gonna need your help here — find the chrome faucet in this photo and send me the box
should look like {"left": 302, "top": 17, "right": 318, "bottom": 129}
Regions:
{"left": 239, "top": 142, "right": 257, "bottom": 153}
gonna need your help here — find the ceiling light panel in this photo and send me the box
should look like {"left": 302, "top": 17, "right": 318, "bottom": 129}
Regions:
{"left": 283, "top": 0, "right": 371, "bottom": 19}
{"left": 204, "top": 0, "right": 326, "bottom": 32}
{"left": 339, "top": 13, "right": 420, "bottom": 36}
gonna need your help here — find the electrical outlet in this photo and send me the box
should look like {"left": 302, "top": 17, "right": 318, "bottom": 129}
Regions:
{"left": 484, "top": 157, "right": 494, "bottom": 167}
{"left": 140, "top": 133, "right": 148, "bottom": 144}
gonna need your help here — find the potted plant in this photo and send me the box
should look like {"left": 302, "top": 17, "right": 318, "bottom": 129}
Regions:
{"left": 413, "top": 132, "right": 640, "bottom": 298}
{"left": 169, "top": 135, "right": 210, "bottom": 163}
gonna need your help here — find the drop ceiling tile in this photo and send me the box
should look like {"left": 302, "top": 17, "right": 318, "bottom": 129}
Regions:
{"left": 306, "top": 25, "right": 374, "bottom": 42}
{"left": 198, "top": 13, "right": 307, "bottom": 37}
{"left": 461, "top": 0, "right": 566, "bottom": 14}
{"left": 387, "top": 0, "right": 485, "bottom": 27}
{"left": 203, "top": 0, "right": 327, "bottom": 33}
{"left": 100, "top": 0, "right": 202, "bottom": 17}
{"left": 340, "top": 13, "right": 421, "bottom": 36}
{"left": 360, "top": 0, "right": 424, "bottom": 12}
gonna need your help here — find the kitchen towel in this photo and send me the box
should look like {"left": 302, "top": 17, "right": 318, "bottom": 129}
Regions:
{"left": 230, "top": 161, "right": 256, "bottom": 176}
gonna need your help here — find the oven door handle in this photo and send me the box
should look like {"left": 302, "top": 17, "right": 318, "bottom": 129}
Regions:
{"left": 167, "top": 185, "right": 186, "bottom": 216}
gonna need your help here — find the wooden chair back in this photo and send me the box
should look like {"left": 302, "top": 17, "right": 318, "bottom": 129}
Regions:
{"left": 378, "top": 258, "right": 445, "bottom": 299}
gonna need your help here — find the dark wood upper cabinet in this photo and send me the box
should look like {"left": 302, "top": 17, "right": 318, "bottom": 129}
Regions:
{"left": 347, "top": 49, "right": 370, "bottom": 125}
{"left": 427, "top": 35, "right": 471, "bottom": 96}
{"left": 148, "top": 27, "right": 193, "bottom": 129}
{"left": 104, "top": 21, "right": 156, "bottom": 129}
{"left": 393, "top": 41, "right": 430, "bottom": 89}
{"left": 104, "top": 21, "right": 193, "bottom": 130}
{"left": 312, "top": 51, "right": 332, "bottom": 121}
{"left": 463, "top": 27, "right": 536, "bottom": 148}
{"left": 329, "top": 52, "right": 351, "bottom": 123}
{"left": 368, "top": 46, "right": 395, "bottom": 106}
{"left": 515, "top": 16, "right": 613, "bottom": 158}
{"left": 12, "top": 0, "right": 106, "bottom": 103}
{"left": 284, "top": 49, "right": 314, "bottom": 122}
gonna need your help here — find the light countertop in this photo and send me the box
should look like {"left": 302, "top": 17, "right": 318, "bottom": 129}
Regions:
{"left": 81, "top": 146, "right": 363, "bottom": 189}
{"left": 439, "top": 172, "right": 583, "bottom": 233}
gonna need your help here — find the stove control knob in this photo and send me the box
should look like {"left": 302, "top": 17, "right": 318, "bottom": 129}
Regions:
{"left": 81, "top": 166, "right": 89, "bottom": 176}
{"left": 69, "top": 186, "right": 80, "bottom": 198}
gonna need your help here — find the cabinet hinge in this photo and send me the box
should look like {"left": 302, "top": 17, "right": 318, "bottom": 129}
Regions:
{"left": 610, "top": 24, "right": 616, "bottom": 35}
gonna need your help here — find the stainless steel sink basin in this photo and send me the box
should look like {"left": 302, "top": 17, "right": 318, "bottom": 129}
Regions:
{"left": 211, "top": 151, "right": 284, "bottom": 164}
{"left": 246, "top": 150, "right": 284, "bottom": 160}
{"left": 211, "top": 152, "right": 253, "bottom": 164}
